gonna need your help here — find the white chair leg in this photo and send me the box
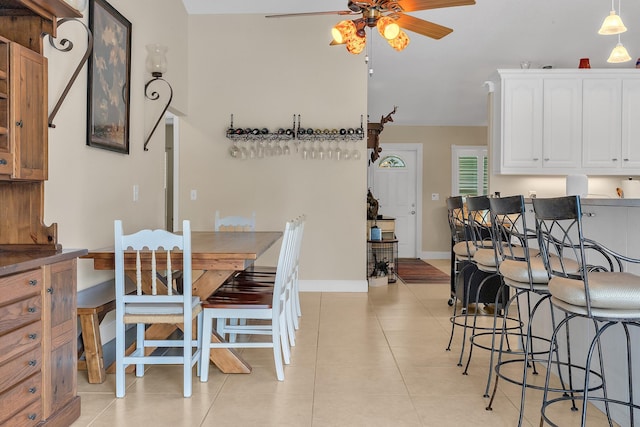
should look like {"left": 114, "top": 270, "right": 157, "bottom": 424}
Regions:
{"left": 136, "top": 323, "right": 145, "bottom": 377}
{"left": 200, "top": 311, "right": 213, "bottom": 382}
{"left": 272, "top": 323, "right": 285, "bottom": 381}
{"left": 279, "top": 312, "right": 291, "bottom": 365}
{"left": 115, "top": 320, "right": 126, "bottom": 398}
{"left": 183, "top": 315, "right": 193, "bottom": 398}
{"left": 196, "top": 312, "right": 203, "bottom": 378}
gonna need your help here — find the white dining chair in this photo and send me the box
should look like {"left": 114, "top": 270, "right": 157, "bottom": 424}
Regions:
{"left": 114, "top": 220, "right": 203, "bottom": 398}
{"left": 199, "top": 217, "right": 301, "bottom": 382}
{"left": 214, "top": 210, "right": 256, "bottom": 232}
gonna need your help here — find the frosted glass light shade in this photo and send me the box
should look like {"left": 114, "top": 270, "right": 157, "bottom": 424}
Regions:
{"left": 346, "top": 34, "right": 366, "bottom": 54}
{"left": 598, "top": 11, "right": 627, "bottom": 35}
{"left": 332, "top": 20, "right": 356, "bottom": 44}
{"left": 377, "top": 17, "right": 400, "bottom": 40}
{"left": 388, "top": 31, "right": 410, "bottom": 52}
{"left": 146, "top": 44, "right": 168, "bottom": 76}
{"left": 63, "top": 0, "right": 87, "bottom": 12}
{"left": 607, "top": 42, "right": 632, "bottom": 63}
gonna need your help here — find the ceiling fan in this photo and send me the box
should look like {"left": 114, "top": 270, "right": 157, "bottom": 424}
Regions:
{"left": 266, "top": 0, "right": 476, "bottom": 54}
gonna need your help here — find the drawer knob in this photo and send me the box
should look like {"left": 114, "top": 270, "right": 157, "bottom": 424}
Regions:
{"left": 28, "top": 279, "right": 38, "bottom": 286}
{"left": 28, "top": 360, "right": 37, "bottom": 366}
{"left": 0, "top": 158, "right": 6, "bottom": 165}
{"left": 28, "top": 333, "right": 37, "bottom": 340}
{"left": 28, "top": 414, "right": 36, "bottom": 420}
{"left": 47, "top": 287, "right": 53, "bottom": 294}
{"left": 16, "top": 120, "right": 23, "bottom": 128}
{"left": 27, "top": 307, "right": 36, "bottom": 313}
{"left": 28, "top": 387, "right": 37, "bottom": 394}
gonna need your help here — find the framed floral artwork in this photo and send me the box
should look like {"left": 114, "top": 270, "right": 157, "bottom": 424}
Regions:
{"left": 87, "top": 0, "right": 131, "bottom": 153}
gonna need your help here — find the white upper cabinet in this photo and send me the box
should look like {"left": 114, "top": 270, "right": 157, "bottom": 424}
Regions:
{"left": 582, "top": 78, "right": 621, "bottom": 170}
{"left": 501, "top": 77, "right": 542, "bottom": 171}
{"left": 493, "top": 69, "right": 640, "bottom": 175}
{"left": 622, "top": 79, "right": 640, "bottom": 170}
{"left": 542, "top": 78, "right": 582, "bottom": 170}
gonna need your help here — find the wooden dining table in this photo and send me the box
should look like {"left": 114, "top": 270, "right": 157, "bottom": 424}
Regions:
{"left": 82, "top": 231, "right": 283, "bottom": 374}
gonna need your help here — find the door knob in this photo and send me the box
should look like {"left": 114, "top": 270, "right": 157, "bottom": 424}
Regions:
{"left": 410, "top": 210, "right": 416, "bottom": 215}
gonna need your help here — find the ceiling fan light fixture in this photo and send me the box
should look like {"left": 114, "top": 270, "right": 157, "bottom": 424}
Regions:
{"left": 346, "top": 33, "right": 366, "bottom": 54}
{"left": 376, "top": 16, "right": 400, "bottom": 40}
{"left": 598, "top": 10, "right": 627, "bottom": 35}
{"left": 607, "top": 41, "right": 632, "bottom": 63}
{"left": 332, "top": 20, "right": 356, "bottom": 44}
{"left": 388, "top": 30, "right": 409, "bottom": 51}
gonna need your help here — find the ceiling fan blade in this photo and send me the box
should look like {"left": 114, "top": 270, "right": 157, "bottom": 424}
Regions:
{"left": 397, "top": 0, "right": 475, "bottom": 13}
{"left": 265, "top": 10, "right": 355, "bottom": 18}
{"left": 394, "top": 14, "right": 453, "bottom": 39}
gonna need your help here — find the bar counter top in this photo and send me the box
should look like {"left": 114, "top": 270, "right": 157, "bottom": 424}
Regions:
{"left": 525, "top": 198, "right": 640, "bottom": 207}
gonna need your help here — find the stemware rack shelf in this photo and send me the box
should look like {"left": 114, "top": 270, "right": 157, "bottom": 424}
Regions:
{"left": 225, "top": 114, "right": 365, "bottom": 142}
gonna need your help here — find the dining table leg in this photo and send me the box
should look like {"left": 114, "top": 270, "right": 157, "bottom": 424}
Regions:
{"left": 122, "top": 269, "right": 252, "bottom": 374}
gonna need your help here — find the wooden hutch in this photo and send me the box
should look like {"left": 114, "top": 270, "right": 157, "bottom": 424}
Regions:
{"left": 0, "top": 1, "right": 87, "bottom": 426}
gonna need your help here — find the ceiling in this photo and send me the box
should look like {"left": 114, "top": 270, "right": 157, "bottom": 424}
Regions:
{"left": 181, "top": 0, "right": 640, "bottom": 126}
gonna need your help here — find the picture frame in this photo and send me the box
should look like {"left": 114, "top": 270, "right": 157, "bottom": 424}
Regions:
{"left": 87, "top": 0, "right": 132, "bottom": 154}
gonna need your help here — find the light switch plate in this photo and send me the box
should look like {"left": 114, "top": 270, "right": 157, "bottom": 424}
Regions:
{"left": 431, "top": 193, "right": 439, "bottom": 201}
{"left": 190, "top": 190, "right": 197, "bottom": 201}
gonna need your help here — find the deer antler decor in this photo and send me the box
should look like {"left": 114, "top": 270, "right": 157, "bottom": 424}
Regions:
{"left": 367, "top": 106, "right": 397, "bottom": 164}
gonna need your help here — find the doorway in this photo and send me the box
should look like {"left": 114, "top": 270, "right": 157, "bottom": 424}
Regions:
{"left": 165, "top": 112, "right": 179, "bottom": 231}
{"left": 368, "top": 143, "right": 423, "bottom": 258}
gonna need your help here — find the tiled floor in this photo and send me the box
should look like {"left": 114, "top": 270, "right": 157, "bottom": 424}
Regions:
{"left": 72, "top": 260, "right": 616, "bottom": 426}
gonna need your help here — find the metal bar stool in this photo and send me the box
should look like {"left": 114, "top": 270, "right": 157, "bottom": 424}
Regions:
{"left": 484, "top": 195, "right": 574, "bottom": 425}
{"left": 534, "top": 195, "right": 640, "bottom": 427}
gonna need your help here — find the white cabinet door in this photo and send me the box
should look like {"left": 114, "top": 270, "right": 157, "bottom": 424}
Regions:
{"left": 502, "top": 78, "right": 542, "bottom": 171}
{"left": 542, "top": 78, "right": 582, "bottom": 170}
{"left": 582, "top": 78, "right": 622, "bottom": 169}
{"left": 622, "top": 79, "right": 640, "bottom": 170}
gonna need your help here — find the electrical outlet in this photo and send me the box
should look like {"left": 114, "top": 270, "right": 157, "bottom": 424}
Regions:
{"left": 431, "top": 193, "right": 439, "bottom": 201}
{"left": 190, "top": 189, "right": 197, "bottom": 201}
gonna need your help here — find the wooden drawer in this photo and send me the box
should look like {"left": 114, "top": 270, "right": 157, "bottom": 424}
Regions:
{"left": 0, "top": 294, "right": 42, "bottom": 335}
{"left": 4, "top": 396, "right": 42, "bottom": 427}
{"left": 0, "top": 321, "right": 41, "bottom": 365}
{"left": 0, "top": 372, "right": 41, "bottom": 425}
{"left": 0, "top": 346, "right": 41, "bottom": 392}
{"left": 0, "top": 154, "right": 12, "bottom": 175}
{"left": 0, "top": 269, "right": 42, "bottom": 306}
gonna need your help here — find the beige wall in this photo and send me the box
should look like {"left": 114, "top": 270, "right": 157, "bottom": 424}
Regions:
{"left": 44, "top": 7, "right": 368, "bottom": 290}
{"left": 180, "top": 15, "right": 367, "bottom": 286}
{"left": 378, "top": 125, "right": 487, "bottom": 257}
{"left": 45, "top": 0, "right": 189, "bottom": 289}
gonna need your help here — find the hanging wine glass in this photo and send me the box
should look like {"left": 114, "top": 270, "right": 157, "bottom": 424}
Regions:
{"left": 351, "top": 140, "right": 361, "bottom": 160}
{"left": 309, "top": 139, "right": 317, "bottom": 159}
{"left": 257, "top": 140, "right": 265, "bottom": 158}
{"left": 249, "top": 140, "right": 257, "bottom": 159}
{"left": 335, "top": 140, "right": 342, "bottom": 161}
{"left": 283, "top": 140, "right": 291, "bottom": 155}
{"left": 342, "top": 140, "right": 350, "bottom": 160}
{"left": 229, "top": 140, "right": 240, "bottom": 158}
{"left": 327, "top": 139, "right": 334, "bottom": 160}
{"left": 317, "top": 140, "right": 325, "bottom": 160}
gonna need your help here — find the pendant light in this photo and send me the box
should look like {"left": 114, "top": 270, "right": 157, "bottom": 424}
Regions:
{"left": 607, "top": 34, "right": 632, "bottom": 63}
{"left": 598, "top": 0, "right": 627, "bottom": 35}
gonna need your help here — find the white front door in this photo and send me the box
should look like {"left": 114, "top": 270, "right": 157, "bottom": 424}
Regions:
{"left": 368, "top": 144, "right": 422, "bottom": 258}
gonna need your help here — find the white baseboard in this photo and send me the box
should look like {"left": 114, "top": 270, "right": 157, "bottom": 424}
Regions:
{"left": 299, "top": 279, "right": 368, "bottom": 292}
{"left": 420, "top": 251, "right": 450, "bottom": 260}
